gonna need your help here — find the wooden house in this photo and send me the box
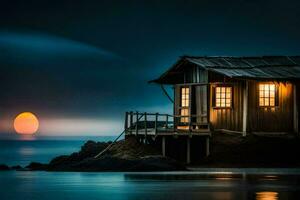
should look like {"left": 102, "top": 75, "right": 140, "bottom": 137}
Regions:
{"left": 125, "top": 56, "right": 300, "bottom": 164}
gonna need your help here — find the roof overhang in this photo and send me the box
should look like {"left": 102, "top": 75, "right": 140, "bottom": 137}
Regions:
{"left": 149, "top": 56, "right": 300, "bottom": 84}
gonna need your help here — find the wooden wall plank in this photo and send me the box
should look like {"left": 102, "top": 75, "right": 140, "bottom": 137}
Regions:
{"left": 209, "top": 82, "right": 244, "bottom": 132}
{"left": 174, "top": 68, "right": 295, "bottom": 133}
{"left": 248, "top": 81, "right": 293, "bottom": 132}
{"left": 242, "top": 81, "right": 248, "bottom": 136}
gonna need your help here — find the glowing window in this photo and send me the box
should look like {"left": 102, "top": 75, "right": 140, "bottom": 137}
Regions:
{"left": 215, "top": 86, "right": 232, "bottom": 108}
{"left": 259, "top": 83, "right": 275, "bottom": 107}
{"left": 181, "top": 87, "right": 189, "bottom": 107}
{"left": 180, "top": 108, "right": 189, "bottom": 123}
{"left": 180, "top": 87, "right": 189, "bottom": 123}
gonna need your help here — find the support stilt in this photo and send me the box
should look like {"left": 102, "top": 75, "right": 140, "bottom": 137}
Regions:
{"left": 206, "top": 137, "right": 210, "bottom": 157}
{"left": 294, "top": 84, "right": 298, "bottom": 134}
{"left": 187, "top": 137, "right": 191, "bottom": 164}
{"left": 162, "top": 136, "right": 166, "bottom": 157}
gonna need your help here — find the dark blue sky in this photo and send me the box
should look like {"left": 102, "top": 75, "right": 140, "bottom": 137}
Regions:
{"left": 1, "top": 0, "right": 300, "bottom": 135}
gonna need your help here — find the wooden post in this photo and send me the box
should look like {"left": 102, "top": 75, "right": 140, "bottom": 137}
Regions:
{"left": 135, "top": 112, "right": 139, "bottom": 135}
{"left": 189, "top": 120, "right": 192, "bottom": 132}
{"left": 173, "top": 116, "right": 176, "bottom": 132}
{"left": 242, "top": 81, "right": 248, "bottom": 136}
{"left": 165, "top": 115, "right": 168, "bottom": 129}
{"left": 129, "top": 111, "right": 133, "bottom": 134}
{"left": 189, "top": 85, "right": 192, "bottom": 132}
{"left": 124, "top": 112, "right": 128, "bottom": 134}
{"left": 206, "top": 137, "right": 210, "bottom": 157}
{"left": 162, "top": 136, "right": 166, "bottom": 156}
{"left": 186, "top": 137, "right": 191, "bottom": 164}
{"left": 155, "top": 113, "right": 158, "bottom": 135}
{"left": 294, "top": 84, "right": 298, "bottom": 134}
{"left": 206, "top": 84, "right": 210, "bottom": 127}
{"left": 144, "top": 112, "right": 147, "bottom": 138}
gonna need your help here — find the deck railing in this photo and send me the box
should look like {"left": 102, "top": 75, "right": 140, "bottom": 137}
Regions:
{"left": 124, "top": 111, "right": 210, "bottom": 136}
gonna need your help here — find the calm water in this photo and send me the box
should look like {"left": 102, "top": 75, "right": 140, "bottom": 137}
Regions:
{"left": 0, "top": 136, "right": 116, "bottom": 166}
{"left": 1, "top": 138, "right": 300, "bottom": 199}
{"left": 0, "top": 171, "right": 300, "bottom": 200}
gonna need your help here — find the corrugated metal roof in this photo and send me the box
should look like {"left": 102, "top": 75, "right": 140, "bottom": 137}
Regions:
{"left": 186, "top": 56, "right": 300, "bottom": 79}
{"left": 210, "top": 66, "right": 300, "bottom": 79}
{"left": 150, "top": 56, "right": 300, "bottom": 84}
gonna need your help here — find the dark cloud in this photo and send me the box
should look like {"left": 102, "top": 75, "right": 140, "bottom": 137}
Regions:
{"left": 0, "top": 31, "right": 163, "bottom": 119}
{"left": 0, "top": 31, "right": 118, "bottom": 59}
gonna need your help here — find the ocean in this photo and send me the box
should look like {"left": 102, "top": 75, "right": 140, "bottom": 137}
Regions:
{"left": 1, "top": 136, "right": 300, "bottom": 200}
{"left": 0, "top": 136, "right": 117, "bottom": 166}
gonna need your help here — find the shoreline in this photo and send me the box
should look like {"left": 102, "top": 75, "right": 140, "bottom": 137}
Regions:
{"left": 1, "top": 132, "right": 300, "bottom": 172}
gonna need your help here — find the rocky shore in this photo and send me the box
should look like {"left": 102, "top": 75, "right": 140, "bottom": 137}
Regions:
{"left": 1, "top": 132, "right": 300, "bottom": 172}
{"left": 1, "top": 137, "right": 186, "bottom": 172}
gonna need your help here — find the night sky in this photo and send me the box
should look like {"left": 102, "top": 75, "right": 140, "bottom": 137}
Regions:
{"left": 1, "top": 0, "right": 300, "bottom": 136}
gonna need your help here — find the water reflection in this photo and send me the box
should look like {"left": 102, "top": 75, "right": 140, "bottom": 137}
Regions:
{"left": 261, "top": 175, "right": 279, "bottom": 181}
{"left": 17, "top": 134, "right": 37, "bottom": 141}
{"left": 256, "top": 192, "right": 278, "bottom": 200}
{"left": 19, "top": 147, "right": 35, "bottom": 156}
{"left": 1, "top": 171, "right": 299, "bottom": 200}
{"left": 214, "top": 174, "right": 237, "bottom": 181}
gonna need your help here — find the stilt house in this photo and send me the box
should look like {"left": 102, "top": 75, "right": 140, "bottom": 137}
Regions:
{"left": 125, "top": 56, "right": 300, "bottom": 163}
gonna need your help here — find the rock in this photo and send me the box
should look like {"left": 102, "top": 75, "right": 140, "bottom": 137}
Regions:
{"left": 26, "top": 162, "right": 48, "bottom": 171}
{"left": 48, "top": 141, "right": 109, "bottom": 167}
{"left": 47, "top": 141, "right": 110, "bottom": 169}
{"left": 49, "top": 155, "right": 72, "bottom": 166}
{"left": 79, "top": 140, "right": 109, "bottom": 159}
{"left": 20, "top": 137, "right": 186, "bottom": 172}
{"left": 44, "top": 137, "right": 186, "bottom": 172}
{"left": 0, "top": 164, "right": 10, "bottom": 171}
{"left": 108, "top": 137, "right": 160, "bottom": 159}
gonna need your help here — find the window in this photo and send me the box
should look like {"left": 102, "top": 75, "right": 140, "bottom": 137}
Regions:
{"left": 259, "top": 83, "right": 275, "bottom": 107}
{"left": 180, "top": 108, "right": 189, "bottom": 123}
{"left": 215, "top": 86, "right": 232, "bottom": 108}
{"left": 181, "top": 87, "right": 189, "bottom": 107}
{"left": 180, "top": 87, "right": 189, "bottom": 123}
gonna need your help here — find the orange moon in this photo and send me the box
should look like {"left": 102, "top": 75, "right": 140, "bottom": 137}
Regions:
{"left": 14, "top": 112, "right": 39, "bottom": 134}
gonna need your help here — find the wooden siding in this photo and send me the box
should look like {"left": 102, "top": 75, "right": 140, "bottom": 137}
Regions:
{"left": 174, "top": 85, "right": 181, "bottom": 127}
{"left": 195, "top": 85, "right": 208, "bottom": 123}
{"left": 174, "top": 66, "right": 209, "bottom": 127}
{"left": 174, "top": 85, "right": 181, "bottom": 116}
{"left": 174, "top": 68, "right": 296, "bottom": 133}
{"left": 184, "top": 65, "right": 208, "bottom": 83}
{"left": 296, "top": 82, "right": 300, "bottom": 133}
{"left": 209, "top": 82, "right": 244, "bottom": 132}
{"left": 174, "top": 84, "right": 208, "bottom": 126}
{"left": 248, "top": 81, "right": 294, "bottom": 132}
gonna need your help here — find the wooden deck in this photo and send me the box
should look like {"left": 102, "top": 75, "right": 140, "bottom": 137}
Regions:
{"left": 124, "top": 111, "right": 211, "bottom": 137}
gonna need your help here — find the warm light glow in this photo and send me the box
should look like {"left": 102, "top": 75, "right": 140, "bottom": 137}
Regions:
{"left": 180, "top": 108, "right": 189, "bottom": 123}
{"left": 215, "top": 86, "right": 232, "bottom": 108}
{"left": 259, "top": 83, "right": 275, "bottom": 107}
{"left": 14, "top": 112, "right": 39, "bottom": 134}
{"left": 180, "top": 87, "right": 190, "bottom": 123}
{"left": 256, "top": 191, "right": 278, "bottom": 200}
{"left": 177, "top": 125, "right": 189, "bottom": 130}
{"left": 181, "top": 87, "right": 189, "bottom": 107}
